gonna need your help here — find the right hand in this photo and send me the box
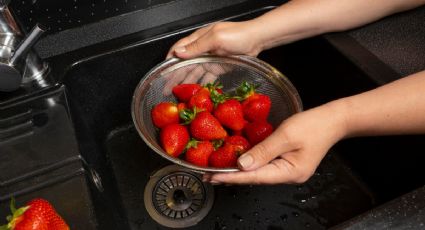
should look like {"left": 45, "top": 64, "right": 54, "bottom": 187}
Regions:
{"left": 166, "top": 21, "right": 264, "bottom": 59}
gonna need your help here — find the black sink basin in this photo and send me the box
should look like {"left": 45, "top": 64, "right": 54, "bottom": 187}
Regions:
{"left": 56, "top": 18, "right": 425, "bottom": 229}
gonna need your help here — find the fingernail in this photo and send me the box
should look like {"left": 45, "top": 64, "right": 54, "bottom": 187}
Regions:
{"left": 238, "top": 154, "right": 253, "bottom": 169}
{"left": 175, "top": 46, "right": 186, "bottom": 53}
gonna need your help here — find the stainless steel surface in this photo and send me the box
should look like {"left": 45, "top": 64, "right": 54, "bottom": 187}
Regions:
{"left": 132, "top": 55, "right": 303, "bottom": 173}
{"left": 144, "top": 165, "right": 214, "bottom": 228}
{"left": 0, "top": 3, "right": 49, "bottom": 92}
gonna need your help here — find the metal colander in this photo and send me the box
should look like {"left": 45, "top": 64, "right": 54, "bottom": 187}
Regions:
{"left": 132, "top": 55, "right": 303, "bottom": 173}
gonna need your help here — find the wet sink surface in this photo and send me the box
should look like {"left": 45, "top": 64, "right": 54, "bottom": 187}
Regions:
{"left": 60, "top": 16, "right": 424, "bottom": 230}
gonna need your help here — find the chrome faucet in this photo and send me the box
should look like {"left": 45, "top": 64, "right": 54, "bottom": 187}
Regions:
{"left": 0, "top": 0, "right": 49, "bottom": 92}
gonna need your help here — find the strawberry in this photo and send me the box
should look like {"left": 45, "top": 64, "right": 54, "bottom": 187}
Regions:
{"left": 225, "top": 136, "right": 251, "bottom": 154}
{"left": 177, "top": 103, "right": 187, "bottom": 113}
{"left": 172, "top": 84, "right": 202, "bottom": 102}
{"left": 237, "top": 81, "right": 271, "bottom": 122}
{"left": 151, "top": 102, "right": 180, "bottom": 128}
{"left": 244, "top": 121, "right": 274, "bottom": 145}
{"left": 209, "top": 144, "right": 238, "bottom": 168}
{"left": 188, "top": 88, "right": 214, "bottom": 112}
{"left": 189, "top": 111, "right": 227, "bottom": 141}
{"left": 213, "top": 99, "right": 246, "bottom": 131}
{"left": 242, "top": 94, "right": 271, "bottom": 122}
{"left": 1, "top": 198, "right": 69, "bottom": 230}
{"left": 185, "top": 140, "right": 214, "bottom": 167}
{"left": 160, "top": 124, "right": 190, "bottom": 157}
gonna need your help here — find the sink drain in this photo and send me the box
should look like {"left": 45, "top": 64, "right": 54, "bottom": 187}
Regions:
{"left": 144, "top": 165, "right": 214, "bottom": 228}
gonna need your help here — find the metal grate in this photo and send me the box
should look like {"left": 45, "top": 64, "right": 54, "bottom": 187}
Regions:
{"left": 153, "top": 173, "right": 205, "bottom": 219}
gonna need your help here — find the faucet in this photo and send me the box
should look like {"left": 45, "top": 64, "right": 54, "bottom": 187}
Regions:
{"left": 0, "top": 0, "right": 49, "bottom": 92}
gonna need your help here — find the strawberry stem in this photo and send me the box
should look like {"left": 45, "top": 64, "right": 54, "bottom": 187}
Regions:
{"left": 236, "top": 81, "right": 260, "bottom": 100}
{"left": 180, "top": 107, "right": 197, "bottom": 125}
{"left": 212, "top": 139, "right": 224, "bottom": 150}
{"left": 1, "top": 198, "right": 29, "bottom": 230}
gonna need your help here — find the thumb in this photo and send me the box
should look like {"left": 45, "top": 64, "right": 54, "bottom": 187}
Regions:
{"left": 174, "top": 35, "right": 213, "bottom": 59}
{"left": 237, "top": 130, "right": 297, "bottom": 171}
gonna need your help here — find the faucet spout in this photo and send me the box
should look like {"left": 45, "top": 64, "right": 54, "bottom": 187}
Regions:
{"left": 10, "top": 24, "right": 46, "bottom": 66}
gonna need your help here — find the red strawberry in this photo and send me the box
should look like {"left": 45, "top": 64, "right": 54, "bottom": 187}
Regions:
{"left": 188, "top": 88, "right": 214, "bottom": 112}
{"left": 160, "top": 124, "right": 190, "bottom": 157}
{"left": 1, "top": 198, "right": 69, "bottom": 230}
{"left": 225, "top": 136, "right": 251, "bottom": 154}
{"left": 244, "top": 121, "right": 274, "bottom": 145}
{"left": 172, "top": 84, "right": 202, "bottom": 102}
{"left": 213, "top": 99, "right": 246, "bottom": 131}
{"left": 237, "top": 81, "right": 271, "bottom": 122}
{"left": 242, "top": 94, "right": 271, "bottom": 122}
{"left": 151, "top": 102, "right": 179, "bottom": 128}
{"left": 190, "top": 111, "right": 227, "bottom": 141}
{"left": 177, "top": 103, "right": 187, "bottom": 113}
{"left": 209, "top": 145, "right": 238, "bottom": 168}
{"left": 185, "top": 140, "right": 214, "bottom": 167}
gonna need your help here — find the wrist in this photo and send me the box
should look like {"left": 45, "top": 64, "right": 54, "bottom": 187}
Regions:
{"left": 321, "top": 99, "right": 351, "bottom": 141}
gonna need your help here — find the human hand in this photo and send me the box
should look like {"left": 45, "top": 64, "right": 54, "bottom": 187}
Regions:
{"left": 203, "top": 101, "right": 348, "bottom": 185}
{"left": 166, "top": 21, "right": 264, "bottom": 59}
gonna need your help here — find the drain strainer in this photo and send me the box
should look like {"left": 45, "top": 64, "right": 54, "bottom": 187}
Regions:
{"left": 144, "top": 165, "right": 214, "bottom": 228}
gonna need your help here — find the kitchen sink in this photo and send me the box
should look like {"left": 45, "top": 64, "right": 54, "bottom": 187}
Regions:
{"left": 1, "top": 7, "right": 424, "bottom": 230}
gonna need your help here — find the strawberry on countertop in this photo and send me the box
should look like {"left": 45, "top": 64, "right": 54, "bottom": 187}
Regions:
{"left": 1, "top": 198, "right": 69, "bottom": 230}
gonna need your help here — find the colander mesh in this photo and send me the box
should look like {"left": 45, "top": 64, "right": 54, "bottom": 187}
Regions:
{"left": 133, "top": 56, "right": 302, "bottom": 172}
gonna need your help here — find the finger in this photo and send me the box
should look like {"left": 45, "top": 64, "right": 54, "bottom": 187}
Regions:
{"left": 166, "top": 25, "right": 212, "bottom": 59}
{"left": 237, "top": 127, "right": 299, "bottom": 171}
{"left": 210, "top": 157, "right": 298, "bottom": 185}
{"left": 162, "top": 65, "right": 197, "bottom": 95}
{"left": 175, "top": 32, "right": 216, "bottom": 59}
{"left": 200, "top": 72, "right": 218, "bottom": 85}
{"left": 183, "top": 66, "right": 206, "bottom": 84}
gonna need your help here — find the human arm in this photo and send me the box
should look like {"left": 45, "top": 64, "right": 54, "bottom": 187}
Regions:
{"left": 168, "top": 0, "right": 425, "bottom": 58}
{"left": 204, "top": 70, "right": 425, "bottom": 185}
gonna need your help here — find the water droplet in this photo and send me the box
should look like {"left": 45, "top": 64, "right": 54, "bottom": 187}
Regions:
{"left": 292, "top": 212, "right": 299, "bottom": 217}
{"left": 280, "top": 214, "right": 288, "bottom": 222}
{"left": 74, "top": 5, "right": 78, "bottom": 9}
{"left": 300, "top": 199, "right": 307, "bottom": 203}
{"left": 45, "top": 8, "right": 49, "bottom": 12}
{"left": 253, "top": 212, "right": 259, "bottom": 216}
{"left": 58, "top": 8, "right": 62, "bottom": 12}
{"left": 115, "top": 8, "right": 119, "bottom": 12}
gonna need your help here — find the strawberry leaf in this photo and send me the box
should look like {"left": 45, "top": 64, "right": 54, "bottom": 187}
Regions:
{"left": 9, "top": 198, "right": 16, "bottom": 214}
{"left": 180, "top": 107, "right": 197, "bottom": 125}
{"left": 0, "top": 224, "right": 10, "bottom": 230}
{"left": 186, "top": 138, "right": 199, "bottom": 149}
{"left": 212, "top": 140, "right": 224, "bottom": 150}
{"left": 236, "top": 81, "right": 259, "bottom": 100}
